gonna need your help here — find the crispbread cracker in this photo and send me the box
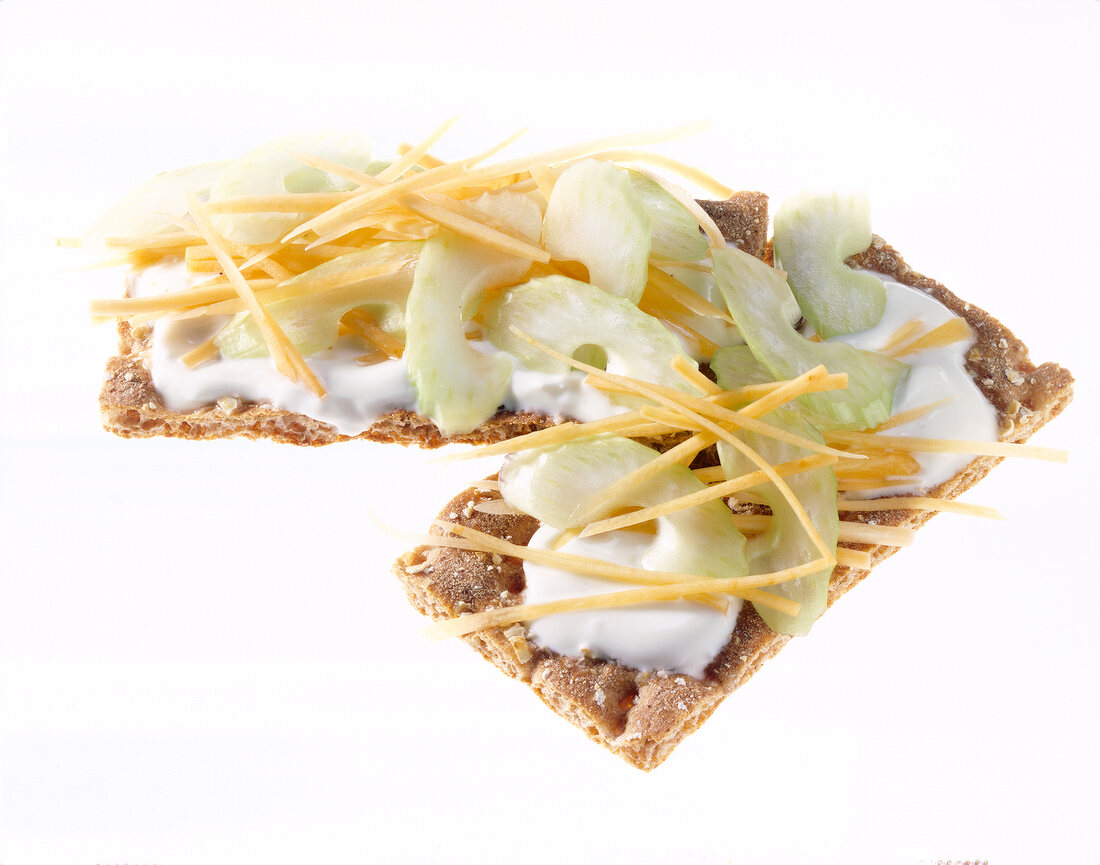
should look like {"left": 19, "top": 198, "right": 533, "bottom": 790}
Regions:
{"left": 99, "top": 194, "right": 770, "bottom": 447}
{"left": 392, "top": 234, "right": 1073, "bottom": 771}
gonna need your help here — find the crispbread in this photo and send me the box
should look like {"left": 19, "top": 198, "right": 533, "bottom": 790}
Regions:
{"left": 98, "top": 194, "right": 770, "bottom": 447}
{"left": 391, "top": 233, "right": 1073, "bottom": 771}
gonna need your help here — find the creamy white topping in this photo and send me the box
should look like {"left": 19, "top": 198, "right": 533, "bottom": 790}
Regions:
{"left": 834, "top": 275, "right": 1000, "bottom": 495}
{"left": 522, "top": 527, "right": 741, "bottom": 678}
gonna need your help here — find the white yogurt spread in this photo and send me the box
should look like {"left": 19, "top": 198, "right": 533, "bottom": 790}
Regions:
{"left": 521, "top": 526, "right": 742, "bottom": 678}
{"left": 834, "top": 274, "right": 1000, "bottom": 495}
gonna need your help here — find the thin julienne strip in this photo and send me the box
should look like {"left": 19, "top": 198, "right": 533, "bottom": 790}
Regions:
{"left": 186, "top": 194, "right": 326, "bottom": 398}
{"left": 581, "top": 453, "right": 837, "bottom": 537}
{"left": 423, "top": 554, "right": 831, "bottom": 640}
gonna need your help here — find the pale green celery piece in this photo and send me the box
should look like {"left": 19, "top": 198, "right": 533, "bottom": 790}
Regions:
{"left": 711, "top": 246, "right": 907, "bottom": 430}
{"left": 658, "top": 264, "right": 745, "bottom": 358}
{"left": 499, "top": 436, "right": 748, "bottom": 580}
{"left": 542, "top": 159, "right": 651, "bottom": 303}
{"left": 404, "top": 245, "right": 527, "bottom": 436}
{"left": 627, "top": 170, "right": 709, "bottom": 262}
{"left": 84, "top": 160, "right": 230, "bottom": 244}
{"left": 405, "top": 190, "right": 542, "bottom": 435}
{"left": 718, "top": 408, "right": 838, "bottom": 636}
{"left": 208, "top": 133, "right": 375, "bottom": 244}
{"left": 482, "top": 275, "right": 698, "bottom": 396}
{"left": 773, "top": 192, "right": 886, "bottom": 338}
{"left": 708, "top": 345, "right": 774, "bottom": 388}
{"left": 214, "top": 246, "right": 418, "bottom": 358}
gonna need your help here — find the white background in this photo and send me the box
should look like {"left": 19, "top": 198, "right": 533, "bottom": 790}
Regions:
{"left": 1, "top": 1, "right": 1098, "bottom": 863}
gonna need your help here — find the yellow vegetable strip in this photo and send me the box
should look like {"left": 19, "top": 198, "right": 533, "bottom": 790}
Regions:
{"left": 729, "top": 514, "right": 916, "bottom": 547}
{"left": 432, "top": 521, "right": 723, "bottom": 599}
{"left": 283, "top": 149, "right": 383, "bottom": 187}
{"left": 835, "top": 453, "right": 921, "bottom": 481}
{"left": 401, "top": 194, "right": 550, "bottom": 262}
{"left": 646, "top": 265, "right": 734, "bottom": 321}
{"left": 645, "top": 309, "right": 720, "bottom": 358}
{"left": 376, "top": 116, "right": 460, "bottom": 182}
{"left": 889, "top": 318, "right": 973, "bottom": 357}
{"left": 423, "top": 557, "right": 823, "bottom": 640}
{"left": 670, "top": 354, "right": 722, "bottom": 396}
{"left": 825, "top": 431, "right": 1069, "bottom": 463}
{"left": 836, "top": 548, "right": 872, "bottom": 569}
{"left": 837, "top": 497, "right": 1004, "bottom": 519}
{"left": 201, "top": 192, "right": 351, "bottom": 215}
{"left": 878, "top": 319, "right": 925, "bottom": 355}
{"left": 180, "top": 338, "right": 219, "bottom": 368}
{"left": 340, "top": 308, "right": 404, "bottom": 358}
{"left": 568, "top": 432, "right": 717, "bottom": 525}
{"left": 435, "top": 412, "right": 654, "bottom": 462}
{"left": 735, "top": 364, "right": 834, "bottom": 420}
{"left": 102, "top": 230, "right": 202, "bottom": 250}
{"left": 587, "top": 148, "right": 734, "bottom": 198}
{"left": 871, "top": 398, "right": 953, "bottom": 432}
{"left": 581, "top": 453, "right": 837, "bottom": 537}
{"left": 424, "top": 122, "right": 710, "bottom": 200}
{"left": 186, "top": 194, "right": 326, "bottom": 398}
{"left": 580, "top": 369, "right": 856, "bottom": 459}
{"left": 288, "top": 128, "right": 526, "bottom": 242}
{"left": 397, "top": 142, "right": 445, "bottom": 169}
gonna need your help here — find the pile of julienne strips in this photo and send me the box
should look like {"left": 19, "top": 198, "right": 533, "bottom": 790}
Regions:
{"left": 82, "top": 121, "right": 1072, "bottom": 770}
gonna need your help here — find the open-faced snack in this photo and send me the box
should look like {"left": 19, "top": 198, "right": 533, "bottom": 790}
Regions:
{"left": 390, "top": 194, "right": 1072, "bottom": 770}
{"left": 82, "top": 125, "right": 1072, "bottom": 771}
{"left": 89, "top": 125, "right": 770, "bottom": 447}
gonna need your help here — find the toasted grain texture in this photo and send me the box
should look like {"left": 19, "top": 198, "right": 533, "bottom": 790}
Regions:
{"left": 393, "top": 234, "right": 1073, "bottom": 771}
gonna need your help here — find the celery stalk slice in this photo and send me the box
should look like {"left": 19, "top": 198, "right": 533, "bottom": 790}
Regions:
{"left": 500, "top": 436, "right": 748, "bottom": 581}
{"left": 711, "top": 246, "right": 907, "bottom": 430}
{"left": 405, "top": 192, "right": 543, "bottom": 436}
{"left": 718, "top": 409, "right": 838, "bottom": 635}
{"left": 773, "top": 192, "right": 886, "bottom": 338}
{"left": 627, "top": 169, "right": 708, "bottom": 262}
{"left": 542, "top": 159, "right": 651, "bottom": 303}
{"left": 214, "top": 242, "right": 419, "bottom": 358}
{"left": 482, "top": 275, "right": 698, "bottom": 396}
{"left": 208, "top": 134, "right": 376, "bottom": 245}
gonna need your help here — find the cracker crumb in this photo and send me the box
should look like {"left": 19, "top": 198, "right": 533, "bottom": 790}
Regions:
{"left": 216, "top": 396, "right": 240, "bottom": 416}
{"left": 594, "top": 686, "right": 606, "bottom": 708}
{"left": 676, "top": 701, "right": 688, "bottom": 711}
{"left": 503, "top": 623, "right": 532, "bottom": 663}
{"left": 1005, "top": 368, "right": 1025, "bottom": 386}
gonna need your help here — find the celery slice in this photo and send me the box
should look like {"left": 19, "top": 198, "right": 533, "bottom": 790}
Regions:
{"left": 215, "top": 242, "right": 419, "bottom": 358}
{"left": 542, "top": 159, "right": 651, "bottom": 303}
{"left": 711, "top": 246, "right": 907, "bottom": 430}
{"left": 627, "top": 170, "right": 708, "bottom": 262}
{"left": 84, "top": 160, "right": 229, "bottom": 245}
{"left": 208, "top": 134, "right": 375, "bottom": 244}
{"left": 718, "top": 409, "right": 838, "bottom": 636}
{"left": 405, "top": 192, "right": 543, "bottom": 436}
{"left": 482, "top": 275, "right": 698, "bottom": 395}
{"left": 500, "top": 436, "right": 748, "bottom": 580}
{"left": 773, "top": 192, "right": 886, "bottom": 338}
